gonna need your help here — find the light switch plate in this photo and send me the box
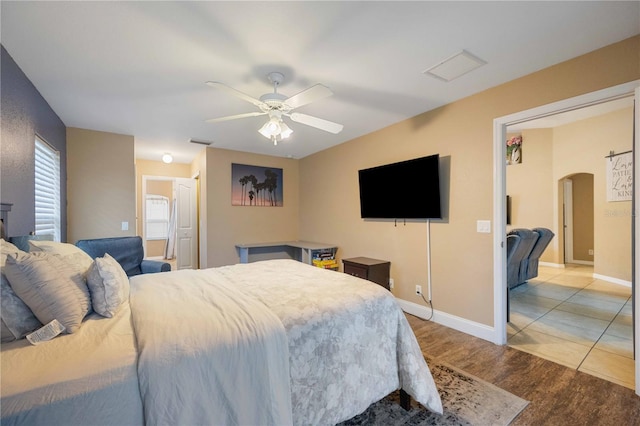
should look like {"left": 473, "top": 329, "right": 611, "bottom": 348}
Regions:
{"left": 477, "top": 220, "right": 491, "bottom": 233}
{"left": 121, "top": 221, "right": 129, "bottom": 231}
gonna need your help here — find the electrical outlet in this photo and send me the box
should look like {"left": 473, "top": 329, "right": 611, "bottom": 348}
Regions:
{"left": 389, "top": 278, "right": 394, "bottom": 289}
{"left": 415, "top": 285, "right": 422, "bottom": 295}
{"left": 588, "top": 249, "right": 594, "bottom": 255}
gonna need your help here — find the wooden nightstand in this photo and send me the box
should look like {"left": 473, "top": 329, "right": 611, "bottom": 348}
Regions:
{"left": 342, "top": 257, "right": 390, "bottom": 290}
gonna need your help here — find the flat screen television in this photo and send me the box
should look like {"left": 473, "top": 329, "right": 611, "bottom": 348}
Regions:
{"left": 358, "top": 154, "right": 441, "bottom": 219}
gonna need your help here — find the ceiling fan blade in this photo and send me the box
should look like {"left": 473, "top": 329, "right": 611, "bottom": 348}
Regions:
{"left": 284, "top": 84, "right": 333, "bottom": 110}
{"left": 206, "top": 81, "right": 266, "bottom": 108}
{"left": 205, "top": 112, "right": 266, "bottom": 123}
{"left": 289, "top": 113, "right": 343, "bottom": 134}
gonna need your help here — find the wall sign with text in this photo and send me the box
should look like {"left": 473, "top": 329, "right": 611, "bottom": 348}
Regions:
{"left": 606, "top": 151, "right": 632, "bottom": 202}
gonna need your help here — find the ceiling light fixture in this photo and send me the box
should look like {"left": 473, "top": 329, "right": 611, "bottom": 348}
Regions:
{"left": 162, "top": 153, "right": 173, "bottom": 164}
{"left": 257, "top": 111, "right": 293, "bottom": 145}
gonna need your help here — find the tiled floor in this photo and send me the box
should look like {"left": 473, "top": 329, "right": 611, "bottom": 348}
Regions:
{"left": 507, "top": 264, "right": 634, "bottom": 389}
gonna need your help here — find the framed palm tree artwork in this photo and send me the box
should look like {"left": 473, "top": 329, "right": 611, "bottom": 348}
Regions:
{"left": 231, "top": 163, "right": 284, "bottom": 206}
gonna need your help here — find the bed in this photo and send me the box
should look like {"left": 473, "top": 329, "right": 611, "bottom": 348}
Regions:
{"left": 1, "top": 252, "right": 442, "bottom": 425}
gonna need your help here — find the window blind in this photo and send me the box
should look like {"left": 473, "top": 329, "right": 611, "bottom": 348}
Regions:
{"left": 35, "top": 138, "right": 61, "bottom": 241}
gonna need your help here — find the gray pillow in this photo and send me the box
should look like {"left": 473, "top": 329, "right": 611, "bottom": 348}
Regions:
{"left": 0, "top": 247, "right": 43, "bottom": 341}
{"left": 4, "top": 252, "right": 91, "bottom": 334}
{"left": 0, "top": 272, "right": 42, "bottom": 341}
{"left": 1, "top": 318, "right": 14, "bottom": 342}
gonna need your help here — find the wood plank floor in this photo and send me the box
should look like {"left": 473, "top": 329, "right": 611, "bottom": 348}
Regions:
{"left": 407, "top": 314, "right": 640, "bottom": 425}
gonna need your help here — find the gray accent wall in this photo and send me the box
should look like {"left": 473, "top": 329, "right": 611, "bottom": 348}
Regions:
{"left": 1, "top": 45, "right": 67, "bottom": 240}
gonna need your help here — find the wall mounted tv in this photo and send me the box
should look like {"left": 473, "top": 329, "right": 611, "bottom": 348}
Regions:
{"left": 358, "top": 154, "right": 441, "bottom": 219}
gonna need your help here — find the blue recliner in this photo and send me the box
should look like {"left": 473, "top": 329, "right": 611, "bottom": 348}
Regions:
{"left": 527, "top": 228, "right": 555, "bottom": 280}
{"left": 76, "top": 236, "right": 170, "bottom": 277}
{"left": 506, "top": 234, "right": 522, "bottom": 321}
{"left": 507, "top": 228, "right": 539, "bottom": 288}
{"left": 506, "top": 234, "right": 523, "bottom": 290}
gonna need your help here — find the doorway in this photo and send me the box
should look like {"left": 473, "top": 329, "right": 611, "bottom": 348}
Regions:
{"left": 142, "top": 175, "right": 199, "bottom": 270}
{"left": 492, "top": 80, "right": 639, "bottom": 395}
{"left": 563, "top": 174, "right": 595, "bottom": 266}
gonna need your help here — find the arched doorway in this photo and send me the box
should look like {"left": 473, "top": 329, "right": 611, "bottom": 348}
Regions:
{"left": 561, "top": 173, "right": 594, "bottom": 266}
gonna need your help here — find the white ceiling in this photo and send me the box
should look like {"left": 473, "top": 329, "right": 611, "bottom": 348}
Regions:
{"left": 1, "top": 1, "right": 638, "bottom": 163}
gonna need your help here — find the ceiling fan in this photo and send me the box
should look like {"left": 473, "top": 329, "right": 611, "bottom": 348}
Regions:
{"left": 205, "top": 72, "right": 343, "bottom": 145}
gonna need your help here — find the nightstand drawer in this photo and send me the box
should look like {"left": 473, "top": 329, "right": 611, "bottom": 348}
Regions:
{"left": 343, "top": 263, "right": 368, "bottom": 279}
{"left": 342, "top": 257, "right": 390, "bottom": 290}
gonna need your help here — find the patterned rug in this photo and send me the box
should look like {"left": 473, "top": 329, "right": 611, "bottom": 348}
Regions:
{"left": 339, "top": 359, "right": 529, "bottom": 426}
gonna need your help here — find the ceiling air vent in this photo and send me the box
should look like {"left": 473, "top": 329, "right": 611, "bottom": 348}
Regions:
{"left": 189, "top": 138, "right": 213, "bottom": 146}
{"left": 423, "top": 50, "right": 486, "bottom": 82}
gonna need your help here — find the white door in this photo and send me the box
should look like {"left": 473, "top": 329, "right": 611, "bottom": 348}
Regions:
{"left": 175, "top": 178, "right": 197, "bottom": 270}
{"left": 563, "top": 179, "right": 574, "bottom": 264}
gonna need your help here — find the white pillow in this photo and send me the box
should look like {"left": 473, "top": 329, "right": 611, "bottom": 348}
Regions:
{"left": 4, "top": 252, "right": 91, "bottom": 334}
{"left": 1, "top": 238, "right": 21, "bottom": 255}
{"left": 86, "top": 253, "right": 129, "bottom": 318}
{"left": 28, "top": 240, "right": 93, "bottom": 273}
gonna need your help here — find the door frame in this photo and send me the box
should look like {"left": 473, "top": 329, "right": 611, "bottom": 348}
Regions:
{"left": 492, "top": 80, "right": 639, "bottom": 394}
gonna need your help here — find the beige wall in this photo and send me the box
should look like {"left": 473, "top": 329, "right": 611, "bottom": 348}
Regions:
{"left": 571, "top": 173, "right": 594, "bottom": 263}
{"left": 67, "top": 127, "right": 136, "bottom": 243}
{"left": 198, "top": 148, "right": 299, "bottom": 268}
{"left": 298, "top": 36, "right": 639, "bottom": 326}
{"left": 553, "top": 107, "right": 633, "bottom": 281}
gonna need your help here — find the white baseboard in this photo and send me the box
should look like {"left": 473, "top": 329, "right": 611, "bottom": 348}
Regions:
{"left": 570, "top": 259, "right": 594, "bottom": 266}
{"left": 539, "top": 262, "right": 565, "bottom": 268}
{"left": 593, "top": 273, "right": 632, "bottom": 288}
{"left": 396, "top": 298, "right": 498, "bottom": 344}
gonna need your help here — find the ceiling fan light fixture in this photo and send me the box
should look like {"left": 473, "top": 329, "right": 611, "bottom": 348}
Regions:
{"left": 279, "top": 121, "right": 293, "bottom": 139}
{"left": 207, "top": 72, "right": 343, "bottom": 146}
{"left": 258, "top": 119, "right": 278, "bottom": 139}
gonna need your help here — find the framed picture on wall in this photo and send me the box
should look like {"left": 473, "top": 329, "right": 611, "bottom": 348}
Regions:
{"left": 506, "top": 135, "right": 522, "bottom": 165}
{"left": 231, "top": 163, "right": 284, "bottom": 207}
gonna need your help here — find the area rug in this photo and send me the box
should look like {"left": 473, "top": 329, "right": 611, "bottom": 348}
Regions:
{"left": 339, "top": 359, "right": 529, "bottom": 426}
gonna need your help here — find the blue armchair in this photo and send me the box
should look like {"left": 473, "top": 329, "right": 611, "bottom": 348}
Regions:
{"left": 76, "top": 236, "right": 170, "bottom": 277}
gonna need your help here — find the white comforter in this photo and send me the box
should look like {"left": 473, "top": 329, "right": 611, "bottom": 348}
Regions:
{"left": 131, "top": 259, "right": 442, "bottom": 425}
{"left": 129, "top": 266, "right": 293, "bottom": 426}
